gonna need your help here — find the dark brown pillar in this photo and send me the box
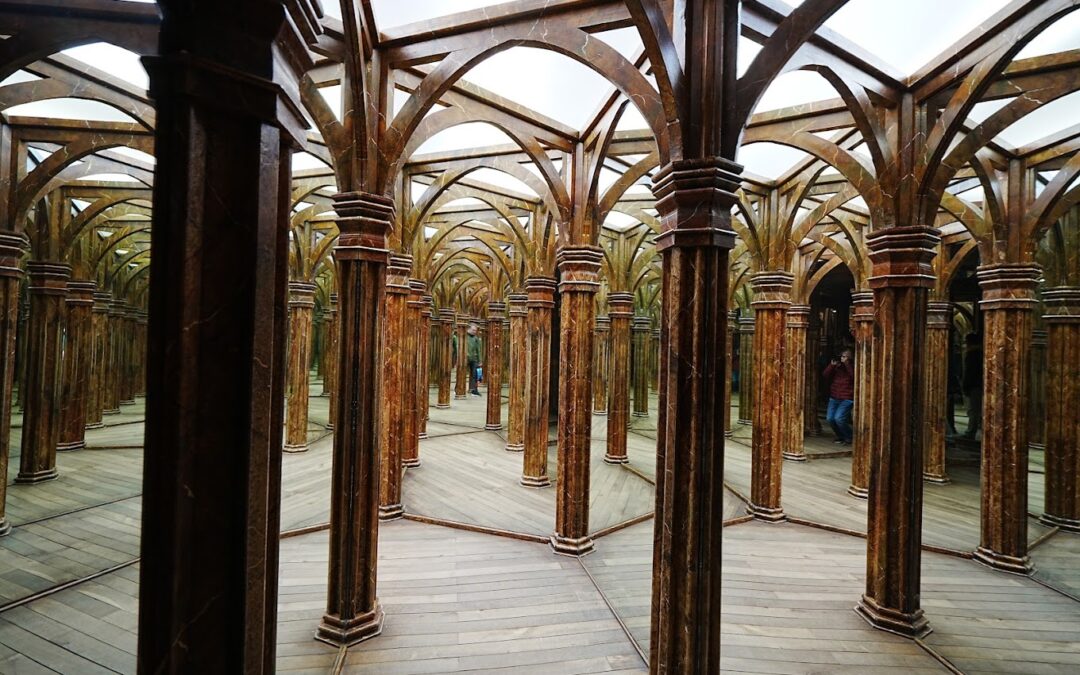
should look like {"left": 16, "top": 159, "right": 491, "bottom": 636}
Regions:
{"left": 724, "top": 310, "right": 736, "bottom": 438}
{"left": 521, "top": 276, "right": 555, "bottom": 488}
{"left": 436, "top": 310, "right": 454, "bottom": 408}
{"left": 416, "top": 294, "right": 432, "bottom": 440}
{"left": 974, "top": 264, "right": 1040, "bottom": 574}
{"left": 592, "top": 315, "right": 610, "bottom": 415}
{"left": 506, "top": 292, "right": 528, "bottom": 451}
{"left": 856, "top": 227, "right": 938, "bottom": 639}
{"left": 284, "top": 281, "right": 316, "bottom": 453}
{"left": 922, "top": 301, "right": 951, "bottom": 483}
{"left": 632, "top": 316, "right": 651, "bottom": 418}
{"left": 737, "top": 314, "right": 754, "bottom": 425}
{"left": 0, "top": 232, "right": 28, "bottom": 535}
{"left": 58, "top": 281, "right": 96, "bottom": 451}
{"left": 17, "top": 262, "right": 70, "bottom": 484}
{"left": 103, "top": 299, "right": 123, "bottom": 415}
{"left": 485, "top": 301, "right": 506, "bottom": 431}
{"left": 120, "top": 308, "right": 137, "bottom": 405}
{"left": 323, "top": 293, "right": 338, "bottom": 430}
{"left": 1029, "top": 326, "right": 1047, "bottom": 453}
{"left": 604, "top": 292, "right": 633, "bottom": 464}
{"left": 782, "top": 304, "right": 809, "bottom": 461}
{"left": 747, "top": 272, "right": 792, "bottom": 521}
{"left": 378, "top": 255, "right": 411, "bottom": 519}
{"left": 403, "top": 280, "right": 425, "bottom": 462}
{"left": 454, "top": 319, "right": 467, "bottom": 400}
{"left": 804, "top": 310, "right": 822, "bottom": 436}
{"left": 318, "top": 192, "right": 391, "bottom": 646}
{"left": 849, "top": 291, "right": 874, "bottom": 498}
{"left": 84, "top": 291, "right": 110, "bottom": 429}
{"left": 552, "top": 246, "right": 602, "bottom": 556}
{"left": 650, "top": 328, "right": 660, "bottom": 392}
{"left": 1041, "top": 287, "right": 1079, "bottom": 532}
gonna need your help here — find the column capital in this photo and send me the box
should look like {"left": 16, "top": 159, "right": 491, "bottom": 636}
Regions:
{"left": 507, "top": 292, "right": 528, "bottom": 317}
{"left": 287, "top": 281, "right": 317, "bottom": 308}
{"left": 977, "top": 263, "right": 1041, "bottom": 310}
{"left": 92, "top": 291, "right": 112, "bottom": 313}
{"left": 438, "top": 308, "right": 456, "bottom": 324}
{"left": 386, "top": 254, "right": 413, "bottom": 294}
{"left": 594, "top": 315, "right": 610, "bottom": 330}
{"left": 332, "top": 192, "right": 392, "bottom": 264}
{"left": 0, "top": 231, "right": 28, "bottom": 279}
{"left": 526, "top": 276, "right": 557, "bottom": 307}
{"left": 750, "top": 271, "right": 794, "bottom": 309}
{"left": 420, "top": 294, "right": 433, "bottom": 318}
{"left": 787, "top": 304, "right": 811, "bottom": 327}
{"left": 26, "top": 262, "right": 71, "bottom": 295}
{"left": 487, "top": 301, "right": 507, "bottom": 320}
{"left": 66, "top": 281, "right": 97, "bottom": 306}
{"left": 653, "top": 157, "right": 740, "bottom": 252}
{"left": 408, "top": 278, "right": 427, "bottom": 294}
{"left": 608, "top": 291, "right": 634, "bottom": 317}
{"left": 851, "top": 290, "right": 875, "bottom": 322}
{"left": 927, "top": 300, "right": 951, "bottom": 328}
{"left": 1043, "top": 286, "right": 1080, "bottom": 323}
{"left": 556, "top": 246, "right": 603, "bottom": 293}
{"left": 738, "top": 315, "right": 755, "bottom": 331}
{"left": 867, "top": 226, "right": 940, "bottom": 289}
{"left": 632, "top": 316, "right": 651, "bottom": 332}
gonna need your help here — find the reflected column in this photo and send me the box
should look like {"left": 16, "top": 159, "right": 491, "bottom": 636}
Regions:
{"left": 631, "top": 316, "right": 650, "bottom": 418}
{"left": 506, "top": 292, "right": 528, "bottom": 452}
{"left": 57, "top": 281, "right": 95, "bottom": 452}
{"left": 283, "top": 281, "right": 316, "bottom": 453}
{"left": 782, "top": 304, "right": 809, "bottom": 461}
{"left": 485, "top": 301, "right": 506, "bottom": 431}
{"left": 436, "top": 309, "right": 453, "bottom": 409}
{"left": 1041, "top": 287, "right": 1079, "bottom": 532}
{"left": 737, "top": 314, "right": 754, "bottom": 425}
{"left": 378, "top": 255, "right": 412, "bottom": 519}
{"left": 922, "top": 300, "right": 951, "bottom": 483}
{"left": 521, "top": 276, "right": 555, "bottom": 488}
{"left": 604, "top": 292, "right": 632, "bottom": 464}
{"left": 849, "top": 291, "right": 874, "bottom": 498}
{"left": 403, "top": 279, "right": 425, "bottom": 463}
{"left": 592, "top": 315, "right": 610, "bottom": 415}
{"left": 0, "top": 232, "right": 28, "bottom": 535}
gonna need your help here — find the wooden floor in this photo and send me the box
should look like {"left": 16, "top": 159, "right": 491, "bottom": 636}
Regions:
{"left": 0, "top": 383, "right": 1077, "bottom": 674}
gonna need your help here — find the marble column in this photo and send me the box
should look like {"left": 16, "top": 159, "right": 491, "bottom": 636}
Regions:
{"left": 973, "top": 263, "right": 1040, "bottom": 574}
{"left": 323, "top": 293, "right": 338, "bottom": 430}
{"left": 1040, "top": 287, "right": 1079, "bottom": 532}
{"left": 506, "top": 292, "right": 528, "bottom": 452}
{"left": 85, "top": 291, "right": 110, "bottom": 429}
{"left": 631, "top": 316, "right": 650, "bottom": 418}
{"left": 856, "top": 226, "right": 938, "bottom": 639}
{"left": 552, "top": 247, "right": 602, "bottom": 556}
{"left": 650, "top": 328, "right": 660, "bottom": 392}
{"left": 747, "top": 272, "right": 793, "bottom": 521}
{"left": 922, "top": 301, "right": 951, "bottom": 483}
{"left": 782, "top": 304, "right": 810, "bottom": 461}
{"left": 120, "top": 307, "right": 137, "bottom": 405}
{"left": 318, "top": 192, "right": 391, "bottom": 646}
{"left": 521, "top": 276, "right": 555, "bottom": 488}
{"left": 436, "top": 310, "right": 454, "bottom": 408}
{"left": 57, "top": 281, "right": 96, "bottom": 451}
{"left": 0, "top": 232, "right": 28, "bottom": 536}
{"left": 454, "top": 319, "right": 467, "bottom": 400}
{"left": 849, "top": 291, "right": 874, "bottom": 498}
{"left": 592, "top": 315, "right": 610, "bottom": 415}
{"left": 1029, "top": 326, "right": 1047, "bottom": 452}
{"left": 485, "top": 302, "right": 506, "bottom": 430}
{"left": 403, "top": 279, "right": 425, "bottom": 463}
{"left": 283, "top": 281, "right": 316, "bottom": 453}
{"left": 604, "top": 292, "right": 633, "bottom": 464}
{"left": 378, "top": 255, "right": 412, "bottom": 519}
{"left": 103, "top": 299, "right": 123, "bottom": 415}
{"left": 737, "top": 314, "right": 754, "bottom": 424}
{"left": 135, "top": 311, "right": 148, "bottom": 396}
{"left": 16, "top": 262, "right": 70, "bottom": 484}
{"left": 724, "top": 310, "right": 736, "bottom": 438}
{"left": 804, "top": 312, "right": 822, "bottom": 436}
{"left": 417, "top": 294, "right": 433, "bottom": 440}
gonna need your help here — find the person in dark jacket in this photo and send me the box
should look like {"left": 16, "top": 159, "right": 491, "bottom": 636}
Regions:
{"left": 823, "top": 348, "right": 855, "bottom": 445}
{"left": 466, "top": 324, "right": 482, "bottom": 396}
{"left": 962, "top": 333, "right": 983, "bottom": 439}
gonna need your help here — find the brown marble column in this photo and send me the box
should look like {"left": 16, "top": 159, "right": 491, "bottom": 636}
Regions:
{"left": 724, "top": 310, "right": 736, "bottom": 438}
{"left": 120, "top": 308, "right": 137, "bottom": 405}
{"left": 15, "top": 297, "right": 28, "bottom": 413}
{"left": 1029, "top": 326, "right": 1047, "bottom": 452}
{"left": 631, "top": 316, "right": 650, "bottom": 418}
{"left": 552, "top": 246, "right": 602, "bottom": 557}
{"left": 747, "top": 272, "right": 792, "bottom": 521}
{"left": 737, "top": 314, "right": 754, "bottom": 425}
{"left": 454, "top": 319, "right": 467, "bottom": 400}
{"left": 521, "top": 276, "right": 555, "bottom": 488}
{"left": 804, "top": 311, "right": 822, "bottom": 436}
{"left": 922, "top": 301, "right": 951, "bottom": 483}
{"left": 1040, "top": 287, "right": 1079, "bottom": 532}
{"left": 403, "top": 279, "right": 425, "bottom": 463}
{"left": 856, "top": 226, "right": 939, "bottom": 639}
{"left": 649, "top": 328, "right": 660, "bottom": 392}
{"left": 485, "top": 302, "right": 506, "bottom": 430}
{"left": 283, "top": 281, "right": 316, "bottom": 453}
{"left": 57, "top": 281, "right": 96, "bottom": 452}
{"left": 323, "top": 293, "right": 338, "bottom": 430}
{"left": 0, "top": 232, "right": 28, "bottom": 535}
{"left": 417, "top": 294, "right": 433, "bottom": 440}
{"left": 973, "top": 263, "right": 1040, "bottom": 574}
{"left": 135, "top": 311, "right": 148, "bottom": 396}
{"left": 849, "top": 291, "right": 874, "bottom": 498}
{"left": 506, "top": 292, "right": 528, "bottom": 452}
{"left": 85, "top": 291, "right": 110, "bottom": 429}
{"left": 604, "top": 292, "right": 633, "bottom": 464}
{"left": 783, "top": 304, "right": 810, "bottom": 461}
{"left": 103, "top": 299, "right": 123, "bottom": 415}
{"left": 16, "top": 262, "right": 70, "bottom": 484}
{"left": 436, "top": 310, "right": 454, "bottom": 408}
{"left": 318, "top": 192, "right": 391, "bottom": 646}
{"left": 592, "top": 315, "right": 610, "bottom": 415}
{"left": 378, "top": 255, "right": 412, "bottom": 519}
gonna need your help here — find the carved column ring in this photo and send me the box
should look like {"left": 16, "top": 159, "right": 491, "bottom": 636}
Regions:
{"left": 287, "top": 281, "right": 317, "bottom": 308}
{"left": 0, "top": 232, "right": 28, "bottom": 279}
{"left": 1043, "top": 287, "right": 1080, "bottom": 322}
{"left": 867, "top": 226, "right": 940, "bottom": 289}
{"left": 27, "top": 262, "right": 72, "bottom": 295}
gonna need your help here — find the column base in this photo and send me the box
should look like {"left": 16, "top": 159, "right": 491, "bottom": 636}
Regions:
{"left": 1028, "top": 442, "right": 1045, "bottom": 452}
{"left": 484, "top": 423, "right": 502, "bottom": 431}
{"left": 84, "top": 421, "right": 105, "bottom": 430}
{"left": 505, "top": 443, "right": 524, "bottom": 453}
{"left": 315, "top": 605, "right": 385, "bottom": 647}
{"left": 855, "top": 595, "right": 931, "bottom": 638}
{"left": 782, "top": 451, "right": 807, "bottom": 462}
{"left": 326, "top": 423, "right": 335, "bottom": 431}
{"left": 120, "top": 399, "right": 135, "bottom": 405}
{"left": 848, "top": 485, "right": 869, "bottom": 499}
{"left": 57, "top": 440, "right": 85, "bottom": 452}
{"left": 922, "top": 472, "right": 951, "bottom": 485}
{"left": 418, "top": 432, "right": 427, "bottom": 440}
{"left": 550, "top": 534, "right": 594, "bottom": 557}
{"left": 378, "top": 504, "right": 404, "bottom": 521}
{"left": 14, "top": 468, "right": 59, "bottom": 484}
{"left": 592, "top": 410, "right": 607, "bottom": 416}
{"left": 454, "top": 395, "right": 467, "bottom": 400}
{"left": 746, "top": 503, "right": 785, "bottom": 523}
{"left": 283, "top": 443, "right": 309, "bottom": 454}
{"left": 631, "top": 412, "right": 648, "bottom": 418}
{"left": 0, "top": 517, "right": 9, "bottom": 537}
{"left": 520, "top": 475, "right": 551, "bottom": 489}
{"left": 103, "top": 408, "right": 121, "bottom": 415}
{"left": 737, "top": 419, "right": 752, "bottom": 426}
{"left": 1039, "top": 513, "right": 1080, "bottom": 533}
{"left": 402, "top": 458, "right": 421, "bottom": 469}
{"left": 973, "top": 546, "right": 1034, "bottom": 575}
{"left": 603, "top": 453, "right": 629, "bottom": 465}
{"left": 724, "top": 430, "right": 733, "bottom": 438}
{"left": 435, "top": 404, "right": 450, "bottom": 409}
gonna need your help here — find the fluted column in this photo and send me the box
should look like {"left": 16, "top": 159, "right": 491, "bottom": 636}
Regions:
{"left": 856, "top": 226, "right": 939, "bottom": 639}
{"left": 0, "top": 232, "right": 28, "bottom": 535}
{"left": 17, "top": 262, "right": 70, "bottom": 484}
{"left": 120, "top": 307, "right": 137, "bottom": 404}
{"left": 604, "top": 292, "right": 633, "bottom": 464}
{"left": 747, "top": 272, "right": 792, "bottom": 521}
{"left": 378, "top": 255, "right": 412, "bottom": 519}
{"left": 592, "top": 315, "right": 610, "bottom": 414}
{"left": 103, "top": 299, "right": 123, "bottom": 415}
{"left": 1029, "top": 327, "right": 1047, "bottom": 452}
{"left": 135, "top": 310, "right": 147, "bottom": 396}
{"left": 324, "top": 293, "right": 338, "bottom": 429}
{"left": 973, "top": 264, "right": 1040, "bottom": 574}
{"left": 403, "top": 280, "right": 425, "bottom": 462}
{"left": 283, "top": 281, "right": 316, "bottom": 453}
{"left": 649, "top": 328, "right": 660, "bottom": 392}
{"left": 551, "top": 247, "right": 602, "bottom": 556}
{"left": 436, "top": 310, "right": 454, "bottom": 409}
{"left": 783, "top": 305, "right": 810, "bottom": 461}
{"left": 84, "top": 291, "right": 110, "bottom": 429}
{"left": 724, "top": 310, "right": 736, "bottom": 438}
{"left": 521, "top": 276, "right": 555, "bottom": 488}
{"left": 631, "top": 316, "right": 650, "bottom": 418}
{"left": 849, "top": 291, "right": 874, "bottom": 498}
{"left": 804, "top": 311, "right": 822, "bottom": 436}
{"left": 318, "top": 192, "right": 391, "bottom": 646}
{"left": 417, "top": 295, "right": 433, "bottom": 438}
{"left": 506, "top": 293, "right": 528, "bottom": 452}
{"left": 485, "top": 302, "right": 506, "bottom": 430}
{"left": 922, "top": 301, "right": 951, "bottom": 483}
{"left": 737, "top": 314, "right": 754, "bottom": 424}
{"left": 1041, "top": 287, "right": 1079, "bottom": 532}
{"left": 454, "top": 319, "right": 467, "bottom": 400}
{"left": 58, "top": 281, "right": 96, "bottom": 451}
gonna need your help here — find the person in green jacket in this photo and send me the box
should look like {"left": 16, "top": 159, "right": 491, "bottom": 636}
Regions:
{"left": 466, "top": 324, "right": 482, "bottom": 396}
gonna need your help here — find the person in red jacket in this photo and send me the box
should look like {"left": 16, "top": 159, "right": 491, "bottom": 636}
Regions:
{"left": 823, "top": 348, "right": 855, "bottom": 445}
